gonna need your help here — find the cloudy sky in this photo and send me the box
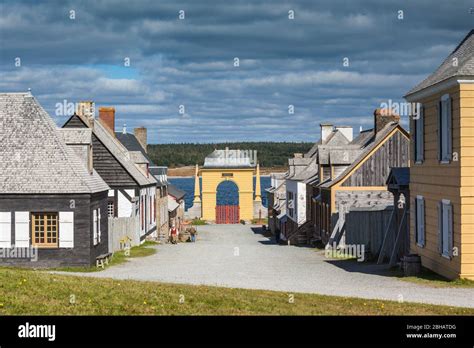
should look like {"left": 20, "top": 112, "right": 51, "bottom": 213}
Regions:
{"left": 1, "top": 0, "right": 473, "bottom": 143}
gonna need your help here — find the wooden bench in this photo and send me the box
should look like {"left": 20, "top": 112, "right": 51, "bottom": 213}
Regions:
{"left": 96, "top": 252, "right": 112, "bottom": 268}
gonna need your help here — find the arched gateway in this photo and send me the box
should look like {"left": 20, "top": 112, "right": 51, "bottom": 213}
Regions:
{"left": 186, "top": 148, "right": 267, "bottom": 223}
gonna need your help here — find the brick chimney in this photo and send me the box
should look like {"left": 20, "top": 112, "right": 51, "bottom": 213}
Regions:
{"left": 374, "top": 108, "right": 400, "bottom": 134}
{"left": 99, "top": 107, "right": 115, "bottom": 135}
{"left": 134, "top": 127, "right": 147, "bottom": 153}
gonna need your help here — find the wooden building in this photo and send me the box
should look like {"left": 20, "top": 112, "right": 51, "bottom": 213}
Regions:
{"left": 115, "top": 126, "right": 170, "bottom": 241}
{"left": 0, "top": 93, "right": 110, "bottom": 267}
{"left": 404, "top": 30, "right": 474, "bottom": 280}
{"left": 318, "top": 110, "right": 410, "bottom": 246}
{"left": 62, "top": 104, "right": 158, "bottom": 246}
{"left": 168, "top": 184, "right": 186, "bottom": 232}
{"left": 283, "top": 124, "right": 358, "bottom": 245}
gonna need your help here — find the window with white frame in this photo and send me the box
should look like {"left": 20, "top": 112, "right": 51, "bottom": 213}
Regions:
{"left": 438, "top": 94, "right": 452, "bottom": 163}
{"left": 438, "top": 200, "right": 453, "bottom": 258}
{"left": 414, "top": 104, "right": 424, "bottom": 163}
{"left": 415, "top": 196, "right": 425, "bottom": 247}
{"left": 93, "top": 208, "right": 101, "bottom": 245}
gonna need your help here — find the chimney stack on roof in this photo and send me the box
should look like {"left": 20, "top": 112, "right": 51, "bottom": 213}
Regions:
{"left": 77, "top": 101, "right": 95, "bottom": 128}
{"left": 320, "top": 123, "right": 334, "bottom": 144}
{"left": 374, "top": 108, "right": 400, "bottom": 134}
{"left": 99, "top": 107, "right": 116, "bottom": 135}
{"left": 134, "top": 127, "right": 147, "bottom": 153}
{"left": 335, "top": 126, "right": 353, "bottom": 142}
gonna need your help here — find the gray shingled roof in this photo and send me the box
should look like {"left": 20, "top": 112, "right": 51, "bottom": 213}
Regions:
{"left": 320, "top": 122, "right": 405, "bottom": 188}
{"left": 0, "top": 93, "right": 110, "bottom": 194}
{"left": 168, "top": 184, "right": 186, "bottom": 200}
{"left": 406, "top": 30, "right": 474, "bottom": 96}
{"left": 115, "top": 131, "right": 155, "bottom": 165}
{"left": 72, "top": 113, "right": 157, "bottom": 187}
{"left": 203, "top": 149, "right": 255, "bottom": 168}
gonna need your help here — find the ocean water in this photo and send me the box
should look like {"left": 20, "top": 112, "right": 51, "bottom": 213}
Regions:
{"left": 169, "top": 176, "right": 271, "bottom": 211}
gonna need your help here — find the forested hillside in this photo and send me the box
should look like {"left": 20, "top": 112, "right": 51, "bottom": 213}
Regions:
{"left": 148, "top": 142, "right": 313, "bottom": 168}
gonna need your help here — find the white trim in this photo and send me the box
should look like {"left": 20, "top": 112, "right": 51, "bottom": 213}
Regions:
{"left": 0, "top": 212, "right": 12, "bottom": 249}
{"left": 15, "top": 211, "right": 30, "bottom": 248}
{"left": 405, "top": 77, "right": 474, "bottom": 102}
{"left": 59, "top": 212, "right": 74, "bottom": 248}
{"left": 442, "top": 199, "right": 451, "bottom": 205}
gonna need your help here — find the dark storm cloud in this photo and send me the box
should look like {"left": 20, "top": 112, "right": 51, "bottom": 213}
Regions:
{"left": 0, "top": 0, "right": 472, "bottom": 142}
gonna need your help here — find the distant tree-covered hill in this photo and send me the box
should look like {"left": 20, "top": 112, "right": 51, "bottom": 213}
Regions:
{"left": 148, "top": 142, "right": 314, "bottom": 168}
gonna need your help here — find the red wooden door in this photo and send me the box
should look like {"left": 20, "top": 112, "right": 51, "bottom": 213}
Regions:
{"left": 216, "top": 205, "right": 240, "bottom": 224}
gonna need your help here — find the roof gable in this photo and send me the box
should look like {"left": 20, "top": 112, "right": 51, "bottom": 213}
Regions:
{"left": 0, "top": 93, "right": 109, "bottom": 194}
{"left": 406, "top": 30, "right": 474, "bottom": 96}
{"left": 321, "top": 123, "right": 408, "bottom": 188}
{"left": 65, "top": 114, "right": 156, "bottom": 187}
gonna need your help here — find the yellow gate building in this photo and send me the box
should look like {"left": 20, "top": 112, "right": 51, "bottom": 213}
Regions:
{"left": 186, "top": 148, "right": 267, "bottom": 223}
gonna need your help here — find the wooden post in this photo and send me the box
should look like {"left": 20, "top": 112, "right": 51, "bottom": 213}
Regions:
{"left": 377, "top": 208, "right": 395, "bottom": 264}
{"left": 389, "top": 208, "right": 407, "bottom": 267}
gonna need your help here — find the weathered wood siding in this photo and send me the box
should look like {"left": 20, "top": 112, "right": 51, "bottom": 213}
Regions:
{"left": 63, "top": 115, "right": 138, "bottom": 188}
{"left": 345, "top": 206, "right": 395, "bottom": 258}
{"left": 0, "top": 192, "right": 108, "bottom": 267}
{"left": 342, "top": 130, "right": 409, "bottom": 187}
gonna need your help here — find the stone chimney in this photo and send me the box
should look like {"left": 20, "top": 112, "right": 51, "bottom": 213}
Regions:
{"left": 77, "top": 101, "right": 95, "bottom": 128}
{"left": 374, "top": 108, "right": 400, "bottom": 134}
{"left": 335, "top": 126, "right": 353, "bottom": 142}
{"left": 320, "top": 123, "right": 334, "bottom": 143}
{"left": 99, "top": 107, "right": 116, "bottom": 135}
{"left": 134, "top": 127, "right": 147, "bottom": 153}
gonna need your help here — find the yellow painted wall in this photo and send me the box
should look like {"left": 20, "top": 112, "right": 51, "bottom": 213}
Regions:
{"left": 460, "top": 83, "right": 474, "bottom": 279}
{"left": 201, "top": 168, "right": 255, "bottom": 221}
{"left": 409, "top": 83, "right": 474, "bottom": 280}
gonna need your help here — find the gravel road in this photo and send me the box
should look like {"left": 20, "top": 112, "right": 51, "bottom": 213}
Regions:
{"left": 62, "top": 224, "right": 474, "bottom": 308}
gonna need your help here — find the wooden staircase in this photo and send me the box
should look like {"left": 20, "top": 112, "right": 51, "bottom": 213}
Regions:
{"left": 287, "top": 220, "right": 314, "bottom": 246}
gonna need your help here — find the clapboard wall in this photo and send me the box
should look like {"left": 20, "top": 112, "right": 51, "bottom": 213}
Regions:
{"left": 63, "top": 115, "right": 137, "bottom": 188}
{"left": 0, "top": 191, "right": 108, "bottom": 267}
{"left": 342, "top": 130, "right": 409, "bottom": 187}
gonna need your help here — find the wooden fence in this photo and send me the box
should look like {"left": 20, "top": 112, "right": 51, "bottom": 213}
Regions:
{"left": 344, "top": 206, "right": 396, "bottom": 260}
{"left": 108, "top": 216, "right": 140, "bottom": 253}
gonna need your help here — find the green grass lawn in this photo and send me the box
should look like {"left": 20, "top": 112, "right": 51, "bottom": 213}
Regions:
{"left": 0, "top": 268, "right": 472, "bottom": 315}
{"left": 53, "top": 241, "right": 157, "bottom": 273}
{"left": 398, "top": 267, "right": 474, "bottom": 288}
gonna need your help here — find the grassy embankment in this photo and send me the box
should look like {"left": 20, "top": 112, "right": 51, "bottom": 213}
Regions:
{"left": 0, "top": 267, "right": 472, "bottom": 315}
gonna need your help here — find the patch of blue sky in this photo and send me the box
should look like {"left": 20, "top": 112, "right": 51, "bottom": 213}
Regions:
{"left": 85, "top": 64, "right": 139, "bottom": 79}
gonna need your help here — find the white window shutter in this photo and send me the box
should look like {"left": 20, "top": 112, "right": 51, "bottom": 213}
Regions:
{"left": 93, "top": 209, "right": 98, "bottom": 245}
{"left": 0, "top": 212, "right": 12, "bottom": 248}
{"left": 15, "top": 212, "right": 30, "bottom": 248}
{"left": 59, "top": 212, "right": 74, "bottom": 248}
{"left": 98, "top": 208, "right": 101, "bottom": 243}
